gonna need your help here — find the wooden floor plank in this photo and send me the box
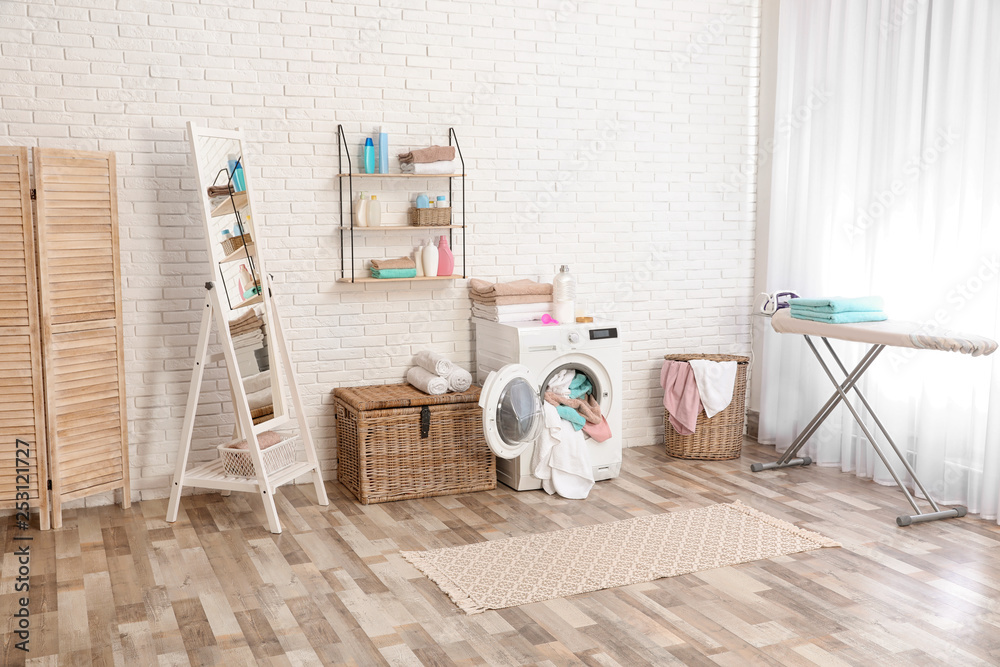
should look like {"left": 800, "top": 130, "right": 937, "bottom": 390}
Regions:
{"left": 2, "top": 439, "right": 1000, "bottom": 665}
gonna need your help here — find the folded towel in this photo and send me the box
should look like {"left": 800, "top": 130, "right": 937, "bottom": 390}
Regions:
{"left": 227, "top": 430, "right": 284, "bottom": 451}
{"left": 370, "top": 256, "right": 416, "bottom": 270}
{"left": 228, "top": 309, "right": 261, "bottom": 333}
{"left": 230, "top": 323, "right": 263, "bottom": 337}
{"left": 246, "top": 386, "right": 273, "bottom": 410}
{"left": 470, "top": 293, "right": 554, "bottom": 307}
{"left": 790, "top": 304, "right": 885, "bottom": 318}
{"left": 469, "top": 278, "right": 553, "bottom": 298}
{"left": 414, "top": 350, "right": 454, "bottom": 377}
{"left": 556, "top": 405, "right": 587, "bottom": 431}
{"left": 470, "top": 305, "right": 551, "bottom": 323}
{"left": 406, "top": 366, "right": 448, "bottom": 395}
{"left": 687, "top": 360, "right": 737, "bottom": 419}
{"left": 397, "top": 145, "right": 456, "bottom": 164}
{"left": 447, "top": 367, "right": 472, "bottom": 392}
{"left": 471, "top": 302, "right": 556, "bottom": 315}
{"left": 242, "top": 371, "right": 271, "bottom": 395}
{"left": 370, "top": 268, "right": 418, "bottom": 279}
{"left": 789, "top": 296, "right": 884, "bottom": 313}
{"left": 399, "top": 159, "right": 460, "bottom": 175}
{"left": 790, "top": 310, "right": 889, "bottom": 324}
{"left": 208, "top": 184, "right": 235, "bottom": 198}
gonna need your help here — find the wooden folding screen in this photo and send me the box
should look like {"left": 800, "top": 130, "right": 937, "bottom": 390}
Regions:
{"left": 34, "top": 148, "right": 129, "bottom": 528}
{"left": 0, "top": 147, "right": 50, "bottom": 529}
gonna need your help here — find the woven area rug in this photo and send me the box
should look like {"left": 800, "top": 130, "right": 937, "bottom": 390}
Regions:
{"left": 402, "top": 501, "right": 839, "bottom": 614}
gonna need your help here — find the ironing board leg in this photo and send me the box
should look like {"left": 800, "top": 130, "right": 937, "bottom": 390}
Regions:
{"left": 802, "top": 337, "right": 964, "bottom": 526}
{"left": 750, "top": 343, "right": 884, "bottom": 472}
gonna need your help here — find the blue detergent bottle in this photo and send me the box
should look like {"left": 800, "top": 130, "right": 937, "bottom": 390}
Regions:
{"left": 364, "top": 138, "right": 375, "bottom": 174}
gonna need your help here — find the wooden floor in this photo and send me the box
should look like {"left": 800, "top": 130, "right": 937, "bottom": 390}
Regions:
{"left": 3, "top": 439, "right": 1000, "bottom": 666}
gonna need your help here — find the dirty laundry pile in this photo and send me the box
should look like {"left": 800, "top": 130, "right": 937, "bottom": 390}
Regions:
{"left": 532, "top": 369, "right": 613, "bottom": 500}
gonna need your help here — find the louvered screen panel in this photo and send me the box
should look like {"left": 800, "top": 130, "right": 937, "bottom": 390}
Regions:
{"left": 34, "top": 148, "right": 129, "bottom": 528}
{"left": 0, "top": 147, "right": 49, "bottom": 529}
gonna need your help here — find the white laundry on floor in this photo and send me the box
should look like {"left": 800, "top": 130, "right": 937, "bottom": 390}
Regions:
{"left": 531, "top": 402, "right": 594, "bottom": 500}
{"left": 687, "top": 360, "right": 738, "bottom": 418}
{"left": 545, "top": 368, "right": 576, "bottom": 398}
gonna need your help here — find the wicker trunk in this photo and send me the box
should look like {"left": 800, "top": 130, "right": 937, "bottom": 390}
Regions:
{"left": 662, "top": 354, "right": 749, "bottom": 460}
{"left": 334, "top": 383, "right": 495, "bottom": 504}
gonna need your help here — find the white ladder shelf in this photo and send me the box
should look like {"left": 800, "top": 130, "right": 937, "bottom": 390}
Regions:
{"left": 166, "top": 124, "right": 329, "bottom": 533}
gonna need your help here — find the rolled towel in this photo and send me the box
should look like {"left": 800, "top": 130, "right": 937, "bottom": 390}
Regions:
{"left": 397, "top": 145, "right": 456, "bottom": 164}
{"left": 414, "top": 350, "right": 454, "bottom": 377}
{"left": 370, "top": 256, "right": 416, "bottom": 270}
{"left": 407, "top": 366, "right": 448, "bottom": 395}
{"left": 399, "top": 159, "right": 460, "bottom": 175}
{"left": 447, "top": 367, "right": 472, "bottom": 392}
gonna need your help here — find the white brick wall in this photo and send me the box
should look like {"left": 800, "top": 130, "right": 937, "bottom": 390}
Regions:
{"left": 1, "top": 0, "right": 760, "bottom": 505}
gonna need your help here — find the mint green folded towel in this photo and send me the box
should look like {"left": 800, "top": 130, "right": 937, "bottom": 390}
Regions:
{"left": 370, "top": 268, "right": 417, "bottom": 279}
{"left": 556, "top": 405, "right": 586, "bottom": 430}
{"left": 789, "top": 296, "right": 884, "bottom": 313}
{"left": 790, "top": 310, "right": 888, "bottom": 324}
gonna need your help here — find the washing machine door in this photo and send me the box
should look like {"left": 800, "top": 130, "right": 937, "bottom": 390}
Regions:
{"left": 478, "top": 364, "right": 543, "bottom": 459}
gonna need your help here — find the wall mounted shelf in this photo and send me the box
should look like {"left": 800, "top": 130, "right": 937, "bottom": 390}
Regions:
{"left": 336, "top": 124, "right": 467, "bottom": 284}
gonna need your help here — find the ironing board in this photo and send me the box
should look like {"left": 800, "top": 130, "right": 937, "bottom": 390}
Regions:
{"left": 752, "top": 309, "right": 998, "bottom": 526}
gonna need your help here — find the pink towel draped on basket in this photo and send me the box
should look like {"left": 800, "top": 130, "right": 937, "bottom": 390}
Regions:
{"left": 660, "top": 360, "right": 703, "bottom": 436}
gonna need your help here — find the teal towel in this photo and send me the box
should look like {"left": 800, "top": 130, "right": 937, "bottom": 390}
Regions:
{"left": 789, "top": 296, "right": 884, "bottom": 313}
{"left": 370, "top": 268, "right": 417, "bottom": 279}
{"left": 556, "top": 405, "right": 586, "bottom": 431}
{"left": 791, "top": 310, "right": 888, "bottom": 324}
{"left": 568, "top": 374, "right": 592, "bottom": 399}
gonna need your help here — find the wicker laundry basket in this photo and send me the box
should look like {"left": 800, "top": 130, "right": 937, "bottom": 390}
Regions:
{"left": 334, "top": 383, "right": 495, "bottom": 504}
{"left": 663, "top": 353, "right": 749, "bottom": 460}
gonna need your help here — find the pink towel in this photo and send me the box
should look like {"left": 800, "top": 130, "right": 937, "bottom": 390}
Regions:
{"left": 660, "top": 361, "right": 703, "bottom": 436}
{"left": 582, "top": 416, "right": 612, "bottom": 443}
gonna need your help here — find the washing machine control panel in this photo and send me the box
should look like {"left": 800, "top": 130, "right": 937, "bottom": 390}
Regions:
{"left": 589, "top": 327, "right": 618, "bottom": 340}
{"left": 567, "top": 332, "right": 581, "bottom": 344}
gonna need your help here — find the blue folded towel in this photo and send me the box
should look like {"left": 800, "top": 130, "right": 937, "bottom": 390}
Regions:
{"left": 788, "top": 296, "right": 884, "bottom": 313}
{"left": 370, "top": 268, "right": 418, "bottom": 279}
{"left": 790, "top": 310, "right": 888, "bottom": 324}
{"left": 556, "top": 405, "right": 586, "bottom": 430}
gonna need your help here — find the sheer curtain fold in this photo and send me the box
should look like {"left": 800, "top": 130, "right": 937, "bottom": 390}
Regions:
{"left": 760, "top": 0, "right": 1000, "bottom": 521}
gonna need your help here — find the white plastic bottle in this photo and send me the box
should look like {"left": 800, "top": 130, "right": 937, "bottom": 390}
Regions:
{"left": 354, "top": 191, "right": 368, "bottom": 227}
{"left": 421, "top": 241, "right": 439, "bottom": 278}
{"left": 367, "top": 194, "right": 381, "bottom": 227}
{"left": 415, "top": 244, "right": 425, "bottom": 276}
{"left": 553, "top": 265, "right": 575, "bottom": 324}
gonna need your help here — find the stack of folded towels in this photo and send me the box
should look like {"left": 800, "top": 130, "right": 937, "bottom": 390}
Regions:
{"left": 788, "top": 296, "right": 887, "bottom": 324}
{"left": 397, "top": 145, "right": 460, "bottom": 175}
{"left": 229, "top": 308, "right": 268, "bottom": 377}
{"left": 370, "top": 256, "right": 416, "bottom": 279}
{"left": 469, "top": 278, "right": 554, "bottom": 323}
{"left": 406, "top": 350, "right": 473, "bottom": 396}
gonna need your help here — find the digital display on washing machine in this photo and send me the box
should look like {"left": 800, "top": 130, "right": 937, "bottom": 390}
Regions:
{"left": 589, "top": 328, "right": 618, "bottom": 340}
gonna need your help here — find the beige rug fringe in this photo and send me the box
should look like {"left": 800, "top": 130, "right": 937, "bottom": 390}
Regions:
{"left": 402, "top": 550, "right": 488, "bottom": 614}
{"left": 727, "top": 500, "right": 841, "bottom": 548}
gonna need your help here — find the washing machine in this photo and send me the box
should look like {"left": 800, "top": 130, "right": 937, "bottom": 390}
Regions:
{"left": 473, "top": 317, "right": 623, "bottom": 491}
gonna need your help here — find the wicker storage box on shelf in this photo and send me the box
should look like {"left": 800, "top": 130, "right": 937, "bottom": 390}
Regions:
{"left": 334, "top": 383, "right": 495, "bottom": 504}
{"left": 217, "top": 434, "right": 297, "bottom": 478}
{"left": 221, "top": 234, "right": 248, "bottom": 256}
{"left": 408, "top": 206, "right": 451, "bottom": 226}
{"left": 663, "top": 353, "right": 749, "bottom": 460}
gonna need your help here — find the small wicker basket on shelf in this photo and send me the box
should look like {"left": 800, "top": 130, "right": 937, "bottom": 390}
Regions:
{"left": 217, "top": 434, "right": 297, "bottom": 478}
{"left": 408, "top": 207, "right": 451, "bottom": 226}
{"left": 221, "top": 234, "right": 249, "bottom": 256}
{"left": 663, "top": 353, "right": 749, "bottom": 460}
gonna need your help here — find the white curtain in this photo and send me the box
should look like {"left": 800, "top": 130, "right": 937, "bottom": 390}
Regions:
{"left": 759, "top": 0, "right": 1000, "bottom": 520}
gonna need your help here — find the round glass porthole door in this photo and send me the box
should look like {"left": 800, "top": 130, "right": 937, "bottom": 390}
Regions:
{"left": 479, "top": 364, "right": 543, "bottom": 459}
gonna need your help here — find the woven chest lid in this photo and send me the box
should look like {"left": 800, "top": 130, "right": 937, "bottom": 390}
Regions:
{"left": 333, "top": 382, "right": 481, "bottom": 411}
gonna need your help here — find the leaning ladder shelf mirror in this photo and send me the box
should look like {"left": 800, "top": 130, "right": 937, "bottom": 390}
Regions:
{"left": 166, "top": 123, "right": 329, "bottom": 534}
{"left": 336, "top": 124, "right": 468, "bottom": 283}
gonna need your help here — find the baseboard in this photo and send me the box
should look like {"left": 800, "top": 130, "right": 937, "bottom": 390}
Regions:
{"left": 746, "top": 409, "right": 759, "bottom": 441}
